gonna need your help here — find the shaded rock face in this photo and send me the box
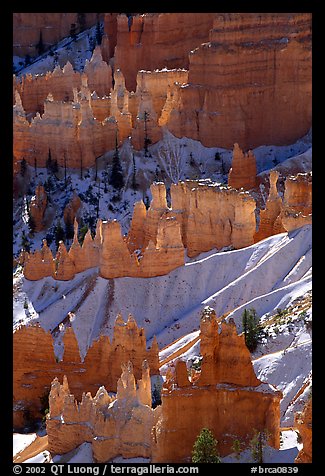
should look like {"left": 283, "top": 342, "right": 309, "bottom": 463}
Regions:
{"left": 280, "top": 173, "right": 312, "bottom": 232}
{"left": 294, "top": 398, "right": 312, "bottom": 463}
{"left": 254, "top": 171, "right": 312, "bottom": 242}
{"left": 46, "top": 361, "right": 155, "bottom": 461}
{"left": 166, "top": 13, "right": 312, "bottom": 149}
{"left": 13, "top": 315, "right": 159, "bottom": 429}
{"left": 13, "top": 13, "right": 100, "bottom": 58}
{"left": 152, "top": 309, "right": 282, "bottom": 462}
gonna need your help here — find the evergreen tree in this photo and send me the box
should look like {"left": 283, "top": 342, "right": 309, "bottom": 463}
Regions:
{"left": 131, "top": 153, "right": 138, "bottom": 190}
{"left": 109, "top": 136, "right": 124, "bottom": 191}
{"left": 152, "top": 382, "right": 162, "bottom": 409}
{"left": 70, "top": 23, "right": 77, "bottom": 40}
{"left": 192, "top": 428, "right": 221, "bottom": 463}
{"left": 51, "top": 159, "right": 59, "bottom": 178}
{"left": 54, "top": 219, "right": 65, "bottom": 249}
{"left": 65, "top": 219, "right": 74, "bottom": 241}
{"left": 78, "top": 224, "right": 89, "bottom": 246}
{"left": 36, "top": 30, "right": 45, "bottom": 55}
{"left": 249, "top": 430, "right": 269, "bottom": 464}
{"left": 20, "top": 231, "right": 31, "bottom": 252}
{"left": 143, "top": 111, "right": 151, "bottom": 156}
{"left": 34, "top": 156, "right": 38, "bottom": 177}
{"left": 77, "top": 13, "right": 86, "bottom": 32}
{"left": 242, "top": 308, "right": 263, "bottom": 352}
{"left": 27, "top": 212, "right": 36, "bottom": 236}
{"left": 46, "top": 149, "right": 52, "bottom": 173}
{"left": 24, "top": 54, "right": 31, "bottom": 67}
{"left": 95, "top": 21, "right": 103, "bottom": 45}
{"left": 20, "top": 158, "right": 27, "bottom": 177}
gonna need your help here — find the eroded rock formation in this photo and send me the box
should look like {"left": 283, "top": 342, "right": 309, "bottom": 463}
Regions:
{"left": 46, "top": 361, "right": 156, "bottom": 460}
{"left": 107, "top": 13, "right": 214, "bottom": 91}
{"left": 29, "top": 184, "right": 47, "bottom": 231}
{"left": 254, "top": 170, "right": 286, "bottom": 242}
{"left": 152, "top": 308, "right": 282, "bottom": 462}
{"left": 44, "top": 307, "right": 282, "bottom": 462}
{"left": 23, "top": 173, "right": 312, "bottom": 282}
{"left": 280, "top": 173, "right": 312, "bottom": 232}
{"left": 166, "top": 13, "right": 311, "bottom": 149}
{"left": 254, "top": 171, "right": 312, "bottom": 242}
{"left": 294, "top": 398, "right": 312, "bottom": 463}
{"left": 14, "top": 13, "right": 311, "bottom": 171}
{"left": 13, "top": 314, "right": 159, "bottom": 428}
{"left": 228, "top": 143, "right": 257, "bottom": 190}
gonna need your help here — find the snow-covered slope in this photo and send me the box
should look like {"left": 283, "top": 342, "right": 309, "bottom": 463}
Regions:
{"left": 16, "top": 225, "right": 311, "bottom": 357}
{"left": 13, "top": 225, "right": 312, "bottom": 463}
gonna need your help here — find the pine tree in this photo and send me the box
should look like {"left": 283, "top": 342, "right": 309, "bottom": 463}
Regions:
{"left": 143, "top": 110, "right": 151, "bottom": 156}
{"left": 20, "top": 231, "right": 31, "bottom": 252}
{"left": 46, "top": 149, "right": 52, "bottom": 173}
{"left": 20, "top": 158, "right": 27, "bottom": 177}
{"left": 65, "top": 219, "right": 74, "bottom": 241}
{"left": 242, "top": 308, "right": 263, "bottom": 352}
{"left": 27, "top": 212, "right": 36, "bottom": 236}
{"left": 78, "top": 224, "right": 89, "bottom": 246}
{"left": 36, "top": 30, "right": 45, "bottom": 55}
{"left": 192, "top": 428, "right": 220, "bottom": 463}
{"left": 131, "top": 153, "right": 138, "bottom": 190}
{"left": 34, "top": 156, "right": 38, "bottom": 177}
{"left": 109, "top": 135, "right": 124, "bottom": 191}
{"left": 249, "top": 430, "right": 269, "bottom": 464}
{"left": 95, "top": 21, "right": 103, "bottom": 45}
{"left": 54, "top": 219, "right": 65, "bottom": 249}
{"left": 77, "top": 13, "right": 86, "bottom": 32}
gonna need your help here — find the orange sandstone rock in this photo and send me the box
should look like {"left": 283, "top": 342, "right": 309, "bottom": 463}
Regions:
{"left": 228, "top": 143, "right": 257, "bottom": 190}
{"left": 151, "top": 308, "right": 282, "bottom": 462}
{"left": 55, "top": 241, "right": 76, "bottom": 281}
{"left": 254, "top": 170, "right": 286, "bottom": 242}
{"left": 13, "top": 13, "right": 99, "bottom": 58}
{"left": 28, "top": 184, "right": 47, "bottom": 231}
{"left": 167, "top": 13, "right": 312, "bottom": 150}
{"left": 47, "top": 361, "right": 155, "bottom": 461}
{"left": 294, "top": 398, "right": 312, "bottom": 463}
{"left": 24, "top": 240, "right": 55, "bottom": 280}
{"left": 280, "top": 173, "right": 312, "bottom": 232}
{"left": 13, "top": 315, "right": 160, "bottom": 429}
{"left": 63, "top": 192, "right": 82, "bottom": 225}
{"left": 111, "top": 13, "right": 214, "bottom": 91}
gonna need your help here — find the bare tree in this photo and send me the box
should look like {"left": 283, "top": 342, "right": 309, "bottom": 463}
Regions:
{"left": 157, "top": 129, "right": 187, "bottom": 183}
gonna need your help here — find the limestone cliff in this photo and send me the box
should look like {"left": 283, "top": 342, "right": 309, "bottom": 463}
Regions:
{"left": 152, "top": 308, "right": 282, "bottom": 462}
{"left": 13, "top": 315, "right": 159, "bottom": 429}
